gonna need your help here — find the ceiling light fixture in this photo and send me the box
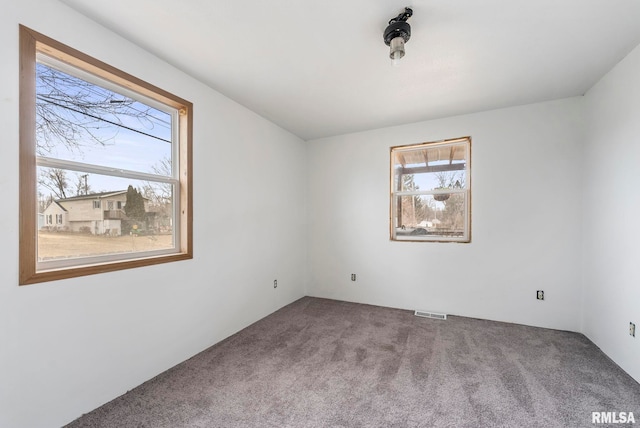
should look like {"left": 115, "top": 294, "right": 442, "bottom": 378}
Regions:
{"left": 383, "top": 7, "right": 413, "bottom": 66}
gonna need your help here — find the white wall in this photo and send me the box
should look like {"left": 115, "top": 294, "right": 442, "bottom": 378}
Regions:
{"left": 2, "top": 3, "right": 638, "bottom": 427}
{"left": 582, "top": 43, "right": 640, "bottom": 382}
{"left": 0, "top": 1, "right": 307, "bottom": 427}
{"left": 307, "top": 98, "right": 584, "bottom": 332}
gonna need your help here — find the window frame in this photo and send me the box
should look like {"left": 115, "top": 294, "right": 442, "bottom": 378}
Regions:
{"left": 19, "top": 25, "right": 193, "bottom": 285}
{"left": 390, "top": 137, "right": 471, "bottom": 243}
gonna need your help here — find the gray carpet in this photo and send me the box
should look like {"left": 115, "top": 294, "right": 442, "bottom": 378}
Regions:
{"left": 66, "top": 297, "right": 640, "bottom": 427}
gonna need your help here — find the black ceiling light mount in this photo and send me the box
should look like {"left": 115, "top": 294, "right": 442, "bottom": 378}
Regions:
{"left": 383, "top": 7, "right": 413, "bottom": 66}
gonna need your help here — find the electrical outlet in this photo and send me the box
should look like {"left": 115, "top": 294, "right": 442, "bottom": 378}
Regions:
{"left": 351, "top": 274, "right": 356, "bottom": 281}
{"left": 273, "top": 279, "right": 277, "bottom": 289}
{"left": 631, "top": 322, "right": 636, "bottom": 338}
{"left": 536, "top": 290, "right": 544, "bottom": 300}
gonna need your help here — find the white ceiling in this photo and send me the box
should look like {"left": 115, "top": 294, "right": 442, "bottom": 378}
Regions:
{"left": 61, "top": 0, "right": 640, "bottom": 141}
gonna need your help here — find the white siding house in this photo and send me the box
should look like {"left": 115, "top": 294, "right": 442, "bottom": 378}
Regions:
{"left": 42, "top": 190, "right": 148, "bottom": 236}
{"left": 42, "top": 201, "right": 67, "bottom": 230}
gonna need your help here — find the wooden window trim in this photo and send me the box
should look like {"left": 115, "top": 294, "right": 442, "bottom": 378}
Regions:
{"left": 19, "top": 25, "right": 193, "bottom": 285}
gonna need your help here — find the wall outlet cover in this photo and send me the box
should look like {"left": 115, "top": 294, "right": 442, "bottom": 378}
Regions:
{"left": 536, "top": 290, "right": 544, "bottom": 300}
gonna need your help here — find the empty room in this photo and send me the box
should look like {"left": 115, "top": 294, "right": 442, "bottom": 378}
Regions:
{"left": 2, "top": 1, "right": 640, "bottom": 427}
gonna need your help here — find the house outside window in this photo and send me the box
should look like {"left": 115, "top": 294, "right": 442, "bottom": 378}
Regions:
{"left": 19, "top": 25, "right": 193, "bottom": 285}
{"left": 390, "top": 137, "right": 471, "bottom": 242}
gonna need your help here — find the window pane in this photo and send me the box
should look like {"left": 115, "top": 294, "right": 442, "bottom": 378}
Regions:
{"left": 20, "top": 26, "right": 192, "bottom": 284}
{"left": 393, "top": 143, "right": 468, "bottom": 191}
{"left": 35, "top": 61, "right": 173, "bottom": 175}
{"left": 394, "top": 170, "right": 467, "bottom": 192}
{"left": 393, "top": 144, "right": 466, "bottom": 168}
{"left": 37, "top": 167, "right": 174, "bottom": 263}
{"left": 391, "top": 137, "right": 470, "bottom": 243}
{"left": 394, "top": 193, "right": 467, "bottom": 239}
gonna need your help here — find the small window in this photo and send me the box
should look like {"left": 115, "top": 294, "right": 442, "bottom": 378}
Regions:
{"left": 117, "top": 201, "right": 122, "bottom": 209}
{"left": 19, "top": 26, "right": 192, "bottom": 284}
{"left": 391, "top": 137, "right": 471, "bottom": 242}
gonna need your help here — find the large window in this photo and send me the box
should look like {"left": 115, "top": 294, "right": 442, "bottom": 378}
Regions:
{"left": 19, "top": 26, "right": 192, "bottom": 284}
{"left": 391, "top": 137, "right": 471, "bottom": 242}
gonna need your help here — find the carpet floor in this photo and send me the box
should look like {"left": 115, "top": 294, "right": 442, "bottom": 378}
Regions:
{"left": 66, "top": 297, "right": 640, "bottom": 427}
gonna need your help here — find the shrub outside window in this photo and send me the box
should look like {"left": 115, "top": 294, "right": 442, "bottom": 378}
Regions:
{"left": 19, "top": 26, "right": 192, "bottom": 284}
{"left": 390, "top": 137, "right": 471, "bottom": 242}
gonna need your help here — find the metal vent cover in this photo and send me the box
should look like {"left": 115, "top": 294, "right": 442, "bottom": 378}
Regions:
{"left": 414, "top": 310, "right": 447, "bottom": 320}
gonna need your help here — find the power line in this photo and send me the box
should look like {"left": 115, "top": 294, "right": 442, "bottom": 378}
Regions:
{"left": 76, "top": 84, "right": 172, "bottom": 128}
{"left": 36, "top": 64, "right": 172, "bottom": 129}
{"left": 37, "top": 95, "right": 172, "bottom": 144}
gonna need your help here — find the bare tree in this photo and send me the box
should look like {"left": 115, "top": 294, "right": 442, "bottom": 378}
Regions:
{"left": 38, "top": 191, "right": 53, "bottom": 213}
{"left": 36, "top": 62, "right": 171, "bottom": 206}
{"left": 434, "top": 171, "right": 465, "bottom": 230}
{"left": 142, "top": 157, "right": 173, "bottom": 231}
{"left": 39, "top": 168, "right": 69, "bottom": 199}
{"left": 400, "top": 174, "right": 431, "bottom": 226}
{"left": 35, "top": 63, "right": 158, "bottom": 157}
{"left": 434, "top": 171, "right": 464, "bottom": 190}
{"left": 148, "top": 157, "right": 172, "bottom": 202}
